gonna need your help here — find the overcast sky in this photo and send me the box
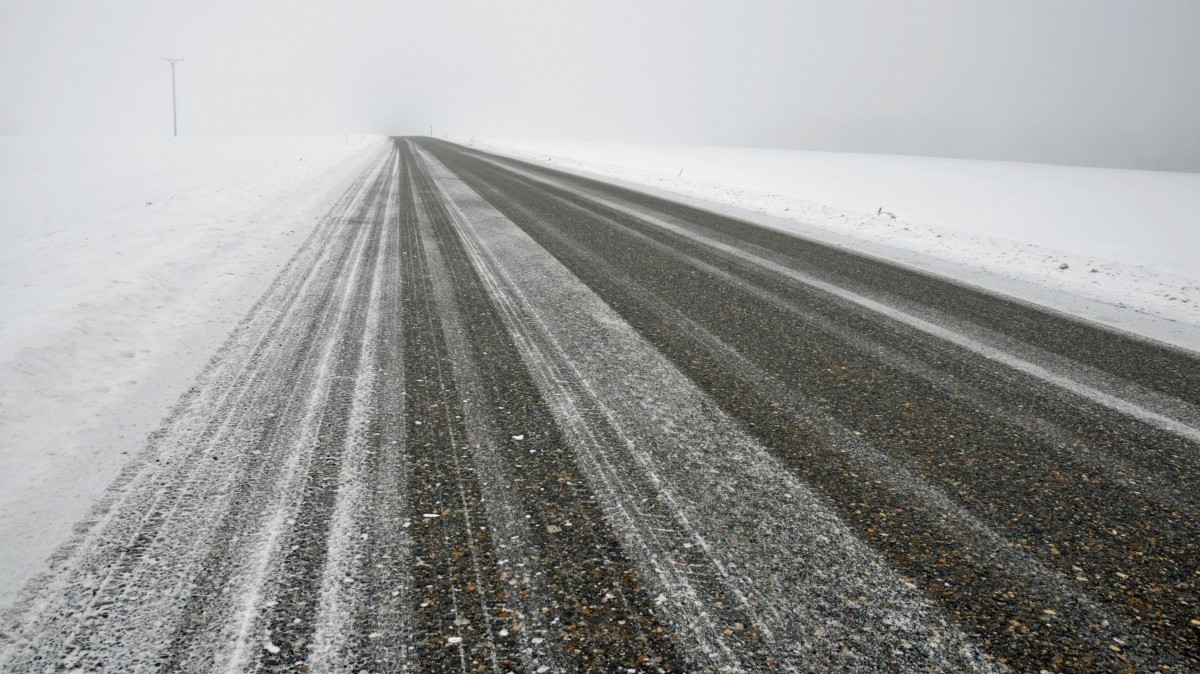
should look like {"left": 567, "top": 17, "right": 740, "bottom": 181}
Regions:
{"left": 2, "top": 0, "right": 1198, "bottom": 171}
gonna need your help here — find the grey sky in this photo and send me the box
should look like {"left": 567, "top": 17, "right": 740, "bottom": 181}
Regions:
{"left": 2, "top": 0, "right": 1198, "bottom": 171}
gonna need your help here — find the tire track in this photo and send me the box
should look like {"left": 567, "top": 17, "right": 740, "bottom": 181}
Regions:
{"left": 246, "top": 148, "right": 394, "bottom": 670}
{"left": 338, "top": 147, "right": 415, "bottom": 673}
{"left": 182, "top": 148, "right": 396, "bottom": 673}
{"left": 405, "top": 140, "right": 685, "bottom": 672}
{"left": 0, "top": 146, "right": 395, "bottom": 673}
{"left": 400, "top": 142, "right": 512, "bottom": 672}
{"left": 305, "top": 149, "right": 406, "bottom": 672}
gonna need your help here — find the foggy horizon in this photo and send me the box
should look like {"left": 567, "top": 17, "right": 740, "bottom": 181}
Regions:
{"left": 3, "top": 0, "right": 1199, "bottom": 172}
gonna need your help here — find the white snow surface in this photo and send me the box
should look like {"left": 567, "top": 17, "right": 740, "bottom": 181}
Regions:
{"left": 0, "top": 135, "right": 387, "bottom": 609}
{"left": 453, "top": 138, "right": 1200, "bottom": 351}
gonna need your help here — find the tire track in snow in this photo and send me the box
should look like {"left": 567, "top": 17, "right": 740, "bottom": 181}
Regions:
{"left": 0, "top": 146, "right": 395, "bottom": 673}
{"left": 400, "top": 143, "right": 512, "bottom": 672}
{"left": 405, "top": 140, "right": 685, "bottom": 672}
{"left": 193, "top": 148, "right": 396, "bottom": 673}
{"left": 412, "top": 164, "right": 554, "bottom": 673}
{"left": 338, "top": 147, "right": 415, "bottom": 673}
{"left": 305, "top": 149, "right": 406, "bottom": 672}
{"left": 240, "top": 151, "right": 395, "bottom": 663}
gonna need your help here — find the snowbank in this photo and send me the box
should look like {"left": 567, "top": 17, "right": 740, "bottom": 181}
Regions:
{"left": 452, "top": 138, "right": 1200, "bottom": 350}
{"left": 0, "top": 135, "right": 387, "bottom": 609}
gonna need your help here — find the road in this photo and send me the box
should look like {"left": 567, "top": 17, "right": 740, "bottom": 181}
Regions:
{"left": 2, "top": 138, "right": 1198, "bottom": 673}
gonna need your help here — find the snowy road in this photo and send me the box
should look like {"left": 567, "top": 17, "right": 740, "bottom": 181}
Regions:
{"left": 3, "top": 138, "right": 1198, "bottom": 672}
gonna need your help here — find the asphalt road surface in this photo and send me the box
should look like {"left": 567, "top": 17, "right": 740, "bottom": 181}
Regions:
{"left": 3, "top": 138, "right": 1198, "bottom": 673}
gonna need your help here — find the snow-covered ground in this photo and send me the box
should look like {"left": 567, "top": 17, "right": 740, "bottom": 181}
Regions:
{"left": 0, "top": 135, "right": 387, "bottom": 609}
{"left": 452, "top": 138, "right": 1200, "bottom": 351}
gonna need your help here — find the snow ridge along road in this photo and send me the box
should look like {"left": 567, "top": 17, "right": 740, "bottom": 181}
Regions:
{"left": 2, "top": 138, "right": 1197, "bottom": 673}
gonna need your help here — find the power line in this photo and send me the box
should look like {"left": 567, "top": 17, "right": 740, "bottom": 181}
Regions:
{"left": 162, "top": 58, "right": 183, "bottom": 137}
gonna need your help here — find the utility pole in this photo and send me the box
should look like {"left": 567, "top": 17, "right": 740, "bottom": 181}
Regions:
{"left": 162, "top": 58, "right": 183, "bottom": 137}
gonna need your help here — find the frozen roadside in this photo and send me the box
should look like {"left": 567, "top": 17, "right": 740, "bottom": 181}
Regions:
{"left": 451, "top": 138, "right": 1200, "bottom": 352}
{"left": 0, "top": 135, "right": 389, "bottom": 609}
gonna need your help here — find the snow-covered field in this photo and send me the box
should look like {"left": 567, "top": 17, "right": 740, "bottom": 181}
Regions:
{"left": 453, "top": 138, "right": 1200, "bottom": 351}
{"left": 0, "top": 135, "right": 387, "bottom": 609}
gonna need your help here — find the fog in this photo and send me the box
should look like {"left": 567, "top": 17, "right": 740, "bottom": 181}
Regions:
{"left": 2, "top": 0, "right": 1198, "bottom": 171}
